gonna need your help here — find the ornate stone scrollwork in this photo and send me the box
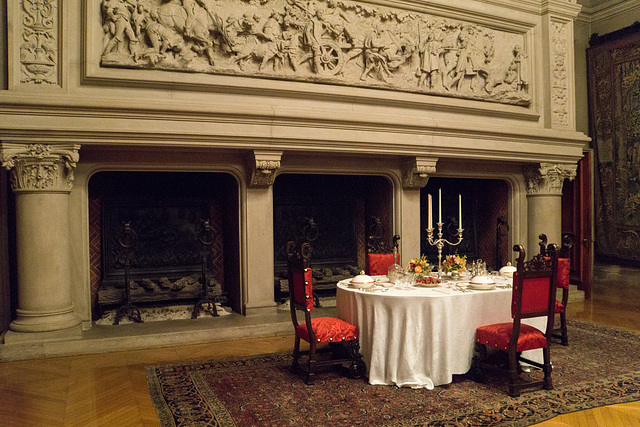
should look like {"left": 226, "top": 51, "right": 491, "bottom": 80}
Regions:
{"left": 402, "top": 157, "right": 437, "bottom": 189}
{"left": 247, "top": 150, "right": 282, "bottom": 187}
{"left": 0, "top": 143, "right": 80, "bottom": 192}
{"left": 20, "top": 0, "right": 59, "bottom": 85}
{"left": 524, "top": 162, "right": 577, "bottom": 196}
{"left": 551, "top": 21, "right": 569, "bottom": 127}
{"left": 99, "top": 0, "right": 531, "bottom": 106}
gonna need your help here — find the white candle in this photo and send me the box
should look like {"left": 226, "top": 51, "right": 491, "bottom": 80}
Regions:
{"left": 438, "top": 188, "right": 442, "bottom": 224}
{"left": 428, "top": 194, "right": 433, "bottom": 228}
{"left": 458, "top": 193, "right": 462, "bottom": 229}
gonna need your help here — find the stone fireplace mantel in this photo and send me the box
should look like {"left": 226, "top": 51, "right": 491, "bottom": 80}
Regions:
{"left": 0, "top": 0, "right": 589, "bottom": 355}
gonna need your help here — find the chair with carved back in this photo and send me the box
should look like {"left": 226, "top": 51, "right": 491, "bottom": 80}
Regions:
{"left": 539, "top": 233, "right": 572, "bottom": 346}
{"left": 286, "top": 241, "right": 366, "bottom": 385}
{"left": 366, "top": 233, "right": 400, "bottom": 276}
{"left": 473, "top": 244, "right": 559, "bottom": 397}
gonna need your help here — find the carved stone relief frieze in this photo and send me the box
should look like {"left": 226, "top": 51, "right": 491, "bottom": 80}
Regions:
{"left": 551, "top": 21, "right": 569, "bottom": 127}
{"left": 0, "top": 143, "right": 80, "bottom": 192}
{"left": 99, "top": 0, "right": 531, "bottom": 106}
{"left": 19, "top": 0, "right": 59, "bottom": 85}
{"left": 523, "top": 162, "right": 576, "bottom": 196}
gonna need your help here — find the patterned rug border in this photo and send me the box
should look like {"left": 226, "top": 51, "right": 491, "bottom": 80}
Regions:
{"left": 146, "top": 319, "right": 640, "bottom": 426}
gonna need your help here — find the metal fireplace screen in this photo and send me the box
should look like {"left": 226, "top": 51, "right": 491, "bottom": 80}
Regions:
{"left": 99, "top": 198, "right": 221, "bottom": 305}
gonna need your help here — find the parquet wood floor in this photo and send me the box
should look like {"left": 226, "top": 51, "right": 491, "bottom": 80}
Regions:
{"left": 0, "top": 279, "right": 638, "bottom": 427}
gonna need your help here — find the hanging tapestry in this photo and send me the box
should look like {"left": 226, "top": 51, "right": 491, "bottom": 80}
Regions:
{"left": 587, "top": 22, "right": 640, "bottom": 265}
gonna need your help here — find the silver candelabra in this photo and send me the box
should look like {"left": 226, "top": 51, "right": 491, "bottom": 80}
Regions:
{"left": 426, "top": 223, "right": 464, "bottom": 278}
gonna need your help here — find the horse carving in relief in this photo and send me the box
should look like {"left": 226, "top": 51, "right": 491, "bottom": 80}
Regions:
{"left": 153, "top": 0, "right": 235, "bottom": 65}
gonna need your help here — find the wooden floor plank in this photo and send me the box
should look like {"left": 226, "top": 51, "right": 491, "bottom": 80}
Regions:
{"left": 1, "top": 279, "right": 638, "bottom": 426}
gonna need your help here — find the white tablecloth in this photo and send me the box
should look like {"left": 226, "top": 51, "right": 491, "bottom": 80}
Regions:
{"left": 336, "top": 277, "right": 544, "bottom": 389}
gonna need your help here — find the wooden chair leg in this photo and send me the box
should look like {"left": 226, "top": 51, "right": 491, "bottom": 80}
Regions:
{"left": 291, "top": 336, "right": 301, "bottom": 374}
{"left": 347, "top": 339, "right": 365, "bottom": 379}
{"left": 468, "top": 343, "right": 487, "bottom": 383}
{"left": 306, "top": 341, "right": 316, "bottom": 385}
{"left": 560, "top": 311, "right": 568, "bottom": 346}
{"left": 543, "top": 347, "right": 553, "bottom": 390}
{"left": 508, "top": 351, "right": 521, "bottom": 397}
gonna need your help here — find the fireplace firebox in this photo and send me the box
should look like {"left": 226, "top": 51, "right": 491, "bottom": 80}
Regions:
{"left": 88, "top": 172, "right": 240, "bottom": 315}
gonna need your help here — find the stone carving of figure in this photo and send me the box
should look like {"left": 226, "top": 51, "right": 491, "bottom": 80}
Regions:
{"left": 137, "top": 5, "right": 186, "bottom": 62}
{"left": 103, "top": 0, "right": 139, "bottom": 56}
{"left": 486, "top": 45, "right": 528, "bottom": 95}
{"left": 318, "top": 7, "right": 352, "bottom": 43}
{"left": 281, "top": 29, "right": 300, "bottom": 71}
{"left": 262, "top": 11, "right": 283, "bottom": 41}
{"left": 301, "top": 7, "right": 327, "bottom": 73}
{"left": 360, "top": 28, "right": 392, "bottom": 82}
{"left": 417, "top": 30, "right": 443, "bottom": 89}
{"left": 240, "top": 12, "right": 264, "bottom": 36}
{"left": 447, "top": 26, "right": 488, "bottom": 92}
{"left": 182, "top": 0, "right": 197, "bottom": 37}
{"left": 511, "top": 45, "right": 528, "bottom": 92}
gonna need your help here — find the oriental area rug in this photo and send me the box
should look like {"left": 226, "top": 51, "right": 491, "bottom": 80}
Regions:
{"left": 146, "top": 319, "right": 640, "bottom": 426}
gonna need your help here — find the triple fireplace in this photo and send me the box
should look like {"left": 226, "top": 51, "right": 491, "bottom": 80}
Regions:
{"left": 89, "top": 172, "right": 508, "bottom": 319}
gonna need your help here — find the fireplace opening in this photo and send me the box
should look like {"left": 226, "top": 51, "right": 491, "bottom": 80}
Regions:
{"left": 272, "top": 174, "right": 393, "bottom": 302}
{"left": 88, "top": 171, "right": 240, "bottom": 318}
{"left": 421, "top": 178, "right": 510, "bottom": 271}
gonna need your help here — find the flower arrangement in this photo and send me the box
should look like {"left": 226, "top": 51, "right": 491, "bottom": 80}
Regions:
{"left": 407, "top": 255, "right": 431, "bottom": 275}
{"left": 442, "top": 254, "right": 467, "bottom": 273}
{"left": 407, "top": 255, "right": 440, "bottom": 285}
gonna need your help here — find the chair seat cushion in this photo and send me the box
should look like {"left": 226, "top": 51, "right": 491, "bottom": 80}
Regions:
{"left": 554, "top": 300, "right": 564, "bottom": 313}
{"left": 476, "top": 322, "right": 547, "bottom": 352}
{"left": 296, "top": 317, "right": 358, "bottom": 343}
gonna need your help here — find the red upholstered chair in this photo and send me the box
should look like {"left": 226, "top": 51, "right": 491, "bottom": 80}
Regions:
{"left": 366, "top": 253, "right": 395, "bottom": 276}
{"left": 473, "top": 244, "right": 559, "bottom": 397}
{"left": 366, "top": 234, "right": 400, "bottom": 276}
{"left": 286, "top": 241, "right": 366, "bottom": 385}
{"left": 539, "top": 233, "right": 572, "bottom": 346}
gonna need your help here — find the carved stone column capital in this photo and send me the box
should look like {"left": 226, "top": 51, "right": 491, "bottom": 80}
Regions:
{"left": 247, "top": 150, "right": 282, "bottom": 188}
{"left": 402, "top": 157, "right": 438, "bottom": 189}
{"left": 524, "top": 162, "right": 577, "bottom": 196}
{"left": 0, "top": 143, "right": 80, "bottom": 192}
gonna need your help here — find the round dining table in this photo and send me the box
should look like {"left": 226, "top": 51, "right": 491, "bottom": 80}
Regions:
{"left": 336, "top": 276, "right": 544, "bottom": 389}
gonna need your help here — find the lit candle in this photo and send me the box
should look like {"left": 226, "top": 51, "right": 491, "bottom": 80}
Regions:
{"left": 458, "top": 193, "right": 462, "bottom": 229}
{"left": 428, "top": 194, "right": 432, "bottom": 229}
{"left": 438, "top": 188, "right": 442, "bottom": 224}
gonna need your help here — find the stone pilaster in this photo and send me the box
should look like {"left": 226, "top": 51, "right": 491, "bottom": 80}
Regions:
{"left": 524, "top": 162, "right": 577, "bottom": 253}
{"left": 8, "top": 0, "right": 61, "bottom": 87}
{"left": 1, "top": 143, "right": 82, "bottom": 333}
{"left": 243, "top": 150, "right": 281, "bottom": 314}
{"left": 399, "top": 157, "right": 437, "bottom": 265}
{"left": 541, "top": 1, "right": 582, "bottom": 130}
